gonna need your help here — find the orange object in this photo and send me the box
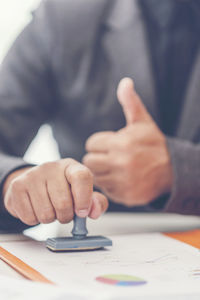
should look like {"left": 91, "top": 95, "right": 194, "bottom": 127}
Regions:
{"left": 164, "top": 229, "right": 200, "bottom": 249}
{"left": 0, "top": 246, "right": 54, "bottom": 284}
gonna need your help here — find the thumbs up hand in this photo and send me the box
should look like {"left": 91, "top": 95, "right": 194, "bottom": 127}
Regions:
{"left": 117, "top": 77, "right": 152, "bottom": 124}
{"left": 83, "top": 78, "right": 173, "bottom": 207}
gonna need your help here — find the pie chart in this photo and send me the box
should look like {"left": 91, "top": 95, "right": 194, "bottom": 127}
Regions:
{"left": 96, "top": 274, "right": 147, "bottom": 286}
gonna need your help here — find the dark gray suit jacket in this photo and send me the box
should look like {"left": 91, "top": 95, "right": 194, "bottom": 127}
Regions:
{"left": 0, "top": 0, "right": 200, "bottom": 229}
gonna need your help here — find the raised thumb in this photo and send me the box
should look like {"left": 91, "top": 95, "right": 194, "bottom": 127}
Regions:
{"left": 117, "top": 77, "right": 152, "bottom": 125}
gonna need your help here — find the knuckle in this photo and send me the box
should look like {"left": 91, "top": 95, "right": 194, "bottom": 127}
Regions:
{"left": 86, "top": 133, "right": 96, "bottom": 146}
{"left": 116, "top": 155, "right": 132, "bottom": 169}
{"left": 58, "top": 212, "right": 74, "bottom": 224}
{"left": 54, "top": 199, "right": 69, "bottom": 212}
{"left": 10, "top": 179, "right": 24, "bottom": 193}
{"left": 22, "top": 216, "right": 38, "bottom": 226}
{"left": 23, "top": 172, "right": 35, "bottom": 184}
{"left": 82, "top": 155, "right": 89, "bottom": 166}
{"left": 72, "top": 168, "right": 93, "bottom": 182}
{"left": 39, "top": 211, "right": 55, "bottom": 224}
{"left": 65, "top": 158, "right": 75, "bottom": 164}
{"left": 41, "top": 162, "right": 54, "bottom": 172}
{"left": 63, "top": 158, "right": 76, "bottom": 167}
{"left": 22, "top": 169, "right": 40, "bottom": 185}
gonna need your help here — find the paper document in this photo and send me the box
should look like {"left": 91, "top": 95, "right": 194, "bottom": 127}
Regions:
{"left": 0, "top": 274, "right": 86, "bottom": 300}
{"left": 1, "top": 232, "right": 200, "bottom": 300}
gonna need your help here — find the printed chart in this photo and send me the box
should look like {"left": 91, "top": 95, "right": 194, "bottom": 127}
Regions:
{"left": 96, "top": 274, "right": 147, "bottom": 286}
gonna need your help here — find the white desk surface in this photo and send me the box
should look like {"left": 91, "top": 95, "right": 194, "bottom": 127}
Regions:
{"left": 0, "top": 213, "right": 200, "bottom": 276}
{"left": 23, "top": 212, "right": 200, "bottom": 241}
{"left": 0, "top": 213, "right": 200, "bottom": 300}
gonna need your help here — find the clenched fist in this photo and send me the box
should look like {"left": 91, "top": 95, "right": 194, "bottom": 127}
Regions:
{"left": 3, "top": 159, "right": 108, "bottom": 225}
{"left": 83, "top": 78, "right": 173, "bottom": 207}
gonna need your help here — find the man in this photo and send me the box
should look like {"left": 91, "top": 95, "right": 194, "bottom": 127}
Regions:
{"left": 0, "top": 0, "right": 200, "bottom": 231}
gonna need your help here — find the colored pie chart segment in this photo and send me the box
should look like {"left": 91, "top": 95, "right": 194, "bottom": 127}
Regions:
{"left": 96, "top": 274, "right": 147, "bottom": 286}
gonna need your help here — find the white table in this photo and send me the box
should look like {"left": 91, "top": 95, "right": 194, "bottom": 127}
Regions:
{"left": 1, "top": 212, "right": 200, "bottom": 281}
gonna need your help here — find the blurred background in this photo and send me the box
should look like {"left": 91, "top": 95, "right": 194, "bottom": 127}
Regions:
{"left": 0, "top": 0, "right": 60, "bottom": 164}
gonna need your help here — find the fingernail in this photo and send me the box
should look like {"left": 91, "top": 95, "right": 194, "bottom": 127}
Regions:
{"left": 77, "top": 209, "right": 89, "bottom": 218}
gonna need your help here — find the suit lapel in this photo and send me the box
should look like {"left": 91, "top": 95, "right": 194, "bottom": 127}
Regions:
{"left": 102, "top": 0, "right": 159, "bottom": 121}
{"left": 176, "top": 50, "right": 200, "bottom": 140}
{"left": 101, "top": 0, "right": 200, "bottom": 140}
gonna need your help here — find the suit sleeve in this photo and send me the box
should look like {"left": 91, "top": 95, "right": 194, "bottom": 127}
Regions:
{"left": 0, "top": 1, "right": 56, "bottom": 230}
{"left": 163, "top": 137, "right": 200, "bottom": 215}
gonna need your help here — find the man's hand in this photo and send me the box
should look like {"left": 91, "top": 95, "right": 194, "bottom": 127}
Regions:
{"left": 3, "top": 159, "right": 108, "bottom": 225}
{"left": 83, "top": 78, "right": 173, "bottom": 207}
